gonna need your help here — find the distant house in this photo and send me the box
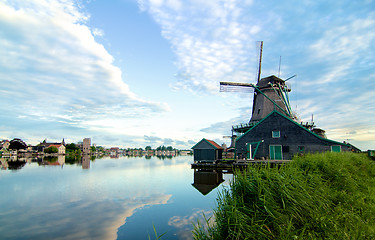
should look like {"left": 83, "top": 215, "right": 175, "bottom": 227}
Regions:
{"left": 235, "top": 110, "right": 353, "bottom": 160}
{"left": 0, "top": 140, "right": 10, "bottom": 150}
{"left": 110, "top": 147, "right": 119, "bottom": 156}
{"left": 48, "top": 144, "right": 66, "bottom": 155}
{"left": 38, "top": 139, "right": 66, "bottom": 155}
{"left": 192, "top": 139, "right": 223, "bottom": 162}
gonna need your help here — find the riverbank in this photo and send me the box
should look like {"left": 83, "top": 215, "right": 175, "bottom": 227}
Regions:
{"left": 193, "top": 152, "right": 375, "bottom": 239}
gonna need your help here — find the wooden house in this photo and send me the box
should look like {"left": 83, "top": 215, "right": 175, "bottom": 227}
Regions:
{"left": 192, "top": 139, "right": 223, "bottom": 162}
{"left": 235, "top": 110, "right": 352, "bottom": 160}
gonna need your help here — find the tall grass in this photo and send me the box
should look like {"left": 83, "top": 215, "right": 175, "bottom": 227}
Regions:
{"left": 193, "top": 152, "right": 375, "bottom": 239}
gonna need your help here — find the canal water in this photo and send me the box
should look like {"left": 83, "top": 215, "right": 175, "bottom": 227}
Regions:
{"left": 0, "top": 155, "right": 231, "bottom": 240}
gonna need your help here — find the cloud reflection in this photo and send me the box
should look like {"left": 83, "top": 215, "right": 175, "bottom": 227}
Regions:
{"left": 0, "top": 194, "right": 171, "bottom": 240}
{"left": 168, "top": 209, "right": 214, "bottom": 240}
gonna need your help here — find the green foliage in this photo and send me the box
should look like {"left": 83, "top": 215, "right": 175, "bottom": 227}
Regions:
{"left": 67, "top": 149, "right": 81, "bottom": 157}
{"left": 66, "top": 143, "right": 79, "bottom": 151}
{"left": 148, "top": 224, "right": 166, "bottom": 240}
{"left": 44, "top": 156, "right": 58, "bottom": 162}
{"left": 0, "top": 148, "right": 9, "bottom": 153}
{"left": 44, "top": 146, "right": 58, "bottom": 153}
{"left": 156, "top": 145, "right": 174, "bottom": 151}
{"left": 145, "top": 146, "right": 152, "bottom": 151}
{"left": 193, "top": 152, "right": 375, "bottom": 239}
{"left": 65, "top": 155, "right": 81, "bottom": 164}
{"left": 90, "top": 146, "right": 96, "bottom": 152}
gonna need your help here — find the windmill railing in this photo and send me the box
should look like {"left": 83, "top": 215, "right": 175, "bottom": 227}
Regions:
{"left": 232, "top": 121, "right": 259, "bottom": 133}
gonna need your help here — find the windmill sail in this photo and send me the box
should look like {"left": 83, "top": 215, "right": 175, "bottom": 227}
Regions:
{"left": 256, "top": 41, "right": 263, "bottom": 83}
{"left": 220, "top": 82, "right": 255, "bottom": 93}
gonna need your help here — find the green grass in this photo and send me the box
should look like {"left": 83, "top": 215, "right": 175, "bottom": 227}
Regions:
{"left": 193, "top": 152, "right": 375, "bottom": 239}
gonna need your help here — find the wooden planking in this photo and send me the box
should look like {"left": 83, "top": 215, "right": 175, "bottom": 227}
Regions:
{"left": 191, "top": 159, "right": 291, "bottom": 170}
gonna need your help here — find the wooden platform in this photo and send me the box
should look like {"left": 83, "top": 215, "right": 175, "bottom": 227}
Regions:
{"left": 191, "top": 159, "right": 291, "bottom": 170}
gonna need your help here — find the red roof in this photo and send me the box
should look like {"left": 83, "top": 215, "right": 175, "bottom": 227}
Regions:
{"left": 206, "top": 139, "right": 223, "bottom": 150}
{"left": 49, "top": 144, "right": 62, "bottom": 148}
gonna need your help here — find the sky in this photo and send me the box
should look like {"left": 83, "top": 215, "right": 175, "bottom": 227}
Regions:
{"left": 0, "top": 0, "right": 374, "bottom": 150}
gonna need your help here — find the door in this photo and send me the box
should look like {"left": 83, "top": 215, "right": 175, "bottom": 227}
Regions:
{"left": 269, "top": 145, "right": 282, "bottom": 160}
{"left": 246, "top": 143, "right": 252, "bottom": 159}
{"left": 331, "top": 145, "right": 341, "bottom": 153}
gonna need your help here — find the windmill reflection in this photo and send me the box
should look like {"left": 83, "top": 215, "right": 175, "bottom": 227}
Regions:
{"left": 192, "top": 170, "right": 224, "bottom": 195}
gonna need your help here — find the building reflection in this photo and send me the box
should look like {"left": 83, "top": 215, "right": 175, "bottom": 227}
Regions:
{"left": 0, "top": 158, "right": 8, "bottom": 170}
{"left": 81, "top": 154, "right": 90, "bottom": 169}
{"left": 1, "top": 155, "right": 69, "bottom": 170}
{"left": 192, "top": 169, "right": 224, "bottom": 195}
{"left": 3, "top": 158, "right": 26, "bottom": 170}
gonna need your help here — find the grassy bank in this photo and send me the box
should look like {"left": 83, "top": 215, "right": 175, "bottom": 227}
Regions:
{"left": 193, "top": 152, "right": 375, "bottom": 239}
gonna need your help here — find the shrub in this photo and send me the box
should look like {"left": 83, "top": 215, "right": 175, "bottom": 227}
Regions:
{"left": 44, "top": 146, "right": 58, "bottom": 153}
{"left": 194, "top": 152, "right": 375, "bottom": 239}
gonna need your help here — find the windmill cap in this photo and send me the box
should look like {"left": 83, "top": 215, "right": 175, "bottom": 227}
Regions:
{"left": 258, "top": 75, "right": 285, "bottom": 88}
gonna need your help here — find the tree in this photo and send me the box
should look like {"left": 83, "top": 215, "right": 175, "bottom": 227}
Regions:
{"left": 66, "top": 143, "right": 79, "bottom": 151}
{"left": 44, "top": 146, "right": 58, "bottom": 153}
{"left": 9, "top": 138, "right": 27, "bottom": 150}
{"left": 156, "top": 145, "right": 167, "bottom": 151}
{"left": 145, "top": 146, "right": 152, "bottom": 151}
{"left": 91, "top": 146, "right": 96, "bottom": 152}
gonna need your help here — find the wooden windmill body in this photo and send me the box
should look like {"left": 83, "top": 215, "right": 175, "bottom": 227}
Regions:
{"left": 220, "top": 41, "right": 295, "bottom": 134}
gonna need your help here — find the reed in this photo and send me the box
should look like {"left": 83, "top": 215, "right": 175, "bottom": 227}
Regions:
{"left": 193, "top": 152, "right": 375, "bottom": 239}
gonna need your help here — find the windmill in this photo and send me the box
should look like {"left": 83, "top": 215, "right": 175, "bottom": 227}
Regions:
{"left": 223, "top": 128, "right": 237, "bottom": 149}
{"left": 220, "top": 41, "right": 296, "bottom": 135}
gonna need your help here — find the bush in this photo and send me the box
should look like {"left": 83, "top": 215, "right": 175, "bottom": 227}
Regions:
{"left": 44, "top": 146, "right": 58, "bottom": 153}
{"left": 193, "top": 152, "right": 375, "bottom": 239}
{"left": 66, "top": 143, "right": 79, "bottom": 152}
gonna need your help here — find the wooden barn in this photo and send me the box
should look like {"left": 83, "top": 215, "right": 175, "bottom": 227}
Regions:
{"left": 235, "top": 110, "right": 352, "bottom": 160}
{"left": 192, "top": 139, "right": 223, "bottom": 162}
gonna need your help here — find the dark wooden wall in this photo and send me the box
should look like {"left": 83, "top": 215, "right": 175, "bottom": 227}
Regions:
{"left": 236, "top": 112, "right": 351, "bottom": 160}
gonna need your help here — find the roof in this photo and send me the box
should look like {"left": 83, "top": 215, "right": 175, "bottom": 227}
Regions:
{"left": 192, "top": 183, "right": 220, "bottom": 195}
{"left": 42, "top": 143, "right": 63, "bottom": 149}
{"left": 258, "top": 75, "right": 285, "bottom": 88}
{"left": 192, "top": 138, "right": 223, "bottom": 150}
{"left": 39, "top": 142, "right": 64, "bottom": 148}
{"left": 237, "top": 110, "right": 350, "bottom": 147}
{"left": 206, "top": 139, "right": 223, "bottom": 149}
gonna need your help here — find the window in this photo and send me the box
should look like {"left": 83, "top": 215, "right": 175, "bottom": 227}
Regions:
{"left": 272, "top": 130, "right": 280, "bottom": 138}
{"left": 298, "top": 146, "right": 305, "bottom": 152}
{"left": 331, "top": 145, "right": 341, "bottom": 153}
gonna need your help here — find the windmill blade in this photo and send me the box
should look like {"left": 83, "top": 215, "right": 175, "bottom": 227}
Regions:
{"left": 220, "top": 85, "right": 255, "bottom": 93}
{"left": 220, "top": 82, "right": 255, "bottom": 93}
{"left": 256, "top": 41, "right": 263, "bottom": 83}
{"left": 284, "top": 74, "right": 296, "bottom": 81}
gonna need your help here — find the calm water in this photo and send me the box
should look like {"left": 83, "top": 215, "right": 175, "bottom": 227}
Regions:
{"left": 0, "top": 155, "right": 231, "bottom": 240}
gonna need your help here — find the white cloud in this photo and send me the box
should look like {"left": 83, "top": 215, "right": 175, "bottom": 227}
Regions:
{"left": 140, "top": 0, "right": 259, "bottom": 93}
{"left": 92, "top": 28, "right": 104, "bottom": 37}
{"left": 0, "top": 0, "right": 168, "bottom": 141}
{"left": 308, "top": 14, "right": 375, "bottom": 85}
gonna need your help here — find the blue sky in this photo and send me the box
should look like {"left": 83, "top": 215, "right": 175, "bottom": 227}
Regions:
{"left": 0, "top": 0, "right": 374, "bottom": 150}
